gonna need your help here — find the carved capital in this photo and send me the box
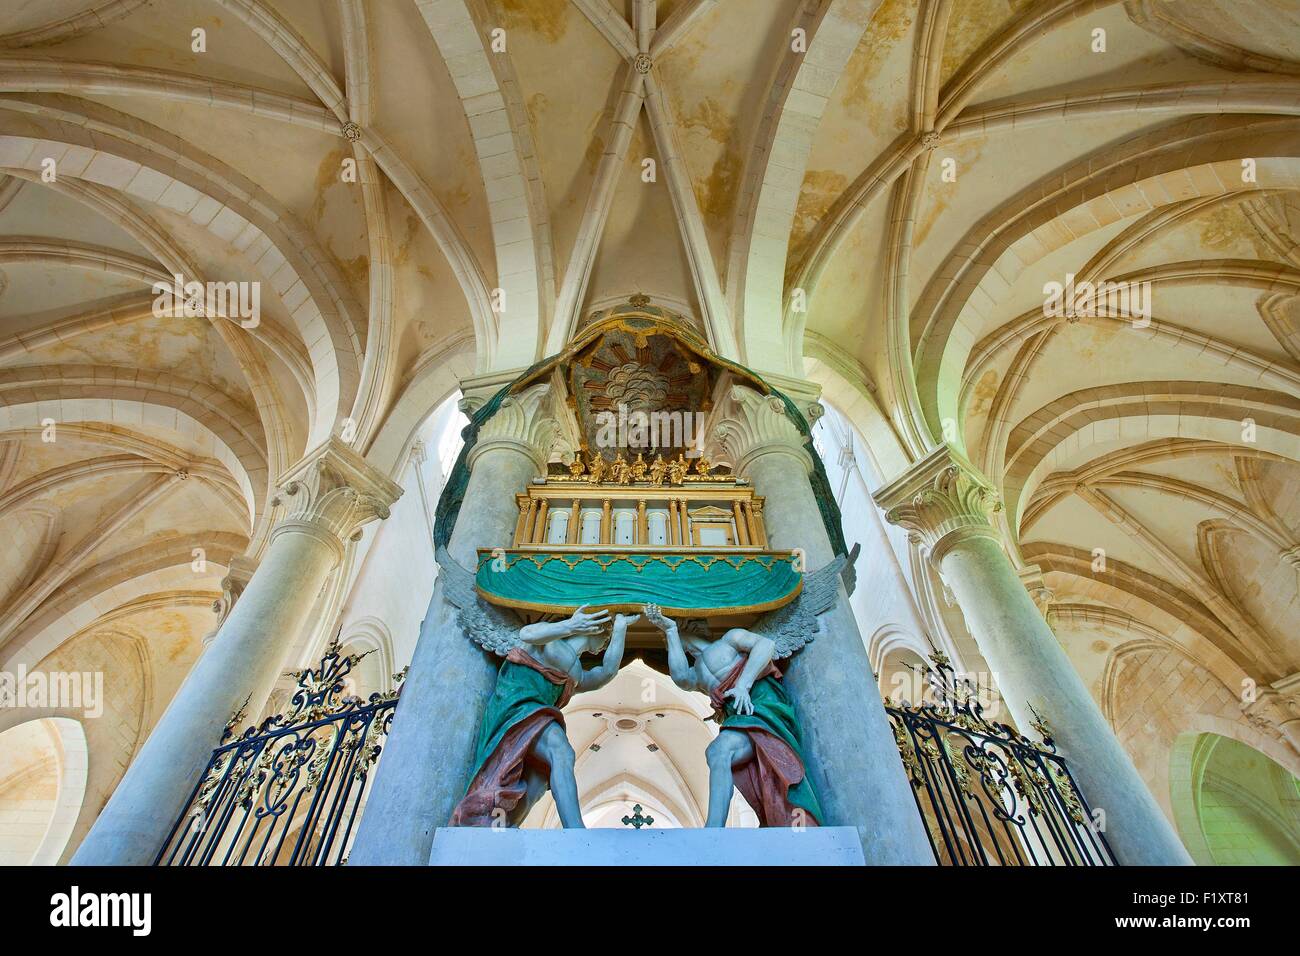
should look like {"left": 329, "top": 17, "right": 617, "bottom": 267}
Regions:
{"left": 408, "top": 438, "right": 428, "bottom": 467}
{"left": 269, "top": 438, "right": 404, "bottom": 559}
{"left": 468, "top": 382, "right": 564, "bottom": 472}
{"left": 458, "top": 368, "right": 527, "bottom": 417}
{"left": 1018, "top": 563, "right": 1056, "bottom": 623}
{"left": 873, "top": 446, "right": 1002, "bottom": 566}
{"left": 1282, "top": 544, "right": 1300, "bottom": 571}
{"left": 203, "top": 555, "right": 257, "bottom": 646}
{"left": 1245, "top": 673, "right": 1300, "bottom": 751}
{"left": 711, "top": 384, "right": 812, "bottom": 475}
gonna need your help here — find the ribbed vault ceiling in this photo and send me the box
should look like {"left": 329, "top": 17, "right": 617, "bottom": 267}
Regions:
{"left": 0, "top": 0, "right": 1297, "bottom": 741}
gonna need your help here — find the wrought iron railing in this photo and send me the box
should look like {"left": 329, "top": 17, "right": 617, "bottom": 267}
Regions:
{"left": 885, "top": 654, "right": 1117, "bottom": 866}
{"left": 157, "top": 642, "right": 1110, "bottom": 866}
{"left": 155, "top": 641, "right": 406, "bottom": 866}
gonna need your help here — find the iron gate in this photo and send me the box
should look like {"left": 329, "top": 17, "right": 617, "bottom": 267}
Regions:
{"left": 155, "top": 640, "right": 405, "bottom": 866}
{"left": 886, "top": 653, "right": 1116, "bottom": 866}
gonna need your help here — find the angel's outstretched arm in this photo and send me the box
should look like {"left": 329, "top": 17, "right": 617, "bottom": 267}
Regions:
{"left": 646, "top": 604, "right": 699, "bottom": 691}
{"left": 579, "top": 612, "right": 638, "bottom": 690}
{"left": 520, "top": 605, "right": 610, "bottom": 645}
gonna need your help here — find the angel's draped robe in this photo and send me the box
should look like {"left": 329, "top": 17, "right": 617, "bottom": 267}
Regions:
{"left": 450, "top": 647, "right": 576, "bottom": 827}
{"left": 710, "top": 659, "right": 823, "bottom": 827}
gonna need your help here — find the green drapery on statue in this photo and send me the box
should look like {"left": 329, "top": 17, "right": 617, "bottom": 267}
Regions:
{"left": 711, "top": 660, "right": 824, "bottom": 827}
{"left": 449, "top": 648, "right": 576, "bottom": 827}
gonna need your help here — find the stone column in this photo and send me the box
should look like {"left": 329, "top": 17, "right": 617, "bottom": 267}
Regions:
{"left": 712, "top": 385, "right": 934, "bottom": 864}
{"left": 349, "top": 382, "right": 561, "bottom": 865}
{"left": 73, "top": 439, "right": 402, "bottom": 865}
{"left": 873, "top": 446, "right": 1192, "bottom": 865}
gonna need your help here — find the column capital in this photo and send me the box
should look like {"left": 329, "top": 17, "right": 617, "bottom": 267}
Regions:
{"left": 269, "top": 438, "right": 404, "bottom": 558}
{"left": 1244, "top": 673, "right": 1300, "bottom": 750}
{"left": 467, "top": 381, "right": 565, "bottom": 471}
{"left": 873, "top": 446, "right": 1003, "bottom": 565}
{"left": 203, "top": 555, "right": 258, "bottom": 646}
{"left": 711, "top": 383, "right": 812, "bottom": 475}
{"left": 1018, "top": 563, "right": 1057, "bottom": 625}
{"left": 753, "top": 369, "right": 822, "bottom": 406}
{"left": 407, "top": 437, "right": 428, "bottom": 467}
{"left": 458, "top": 368, "right": 526, "bottom": 416}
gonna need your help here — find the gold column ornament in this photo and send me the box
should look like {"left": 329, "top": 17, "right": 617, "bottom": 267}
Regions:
{"left": 534, "top": 499, "right": 549, "bottom": 545}
{"left": 742, "top": 500, "right": 759, "bottom": 546}
{"left": 732, "top": 501, "right": 750, "bottom": 546}
{"left": 514, "top": 498, "right": 530, "bottom": 543}
{"left": 523, "top": 498, "right": 538, "bottom": 543}
{"left": 751, "top": 498, "right": 767, "bottom": 547}
{"left": 568, "top": 500, "right": 581, "bottom": 544}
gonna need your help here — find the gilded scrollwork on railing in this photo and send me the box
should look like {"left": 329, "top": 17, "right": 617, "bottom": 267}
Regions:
{"left": 156, "top": 641, "right": 406, "bottom": 867}
{"left": 1048, "top": 761, "right": 1088, "bottom": 826}
{"left": 890, "top": 719, "right": 925, "bottom": 788}
{"left": 884, "top": 653, "right": 1115, "bottom": 867}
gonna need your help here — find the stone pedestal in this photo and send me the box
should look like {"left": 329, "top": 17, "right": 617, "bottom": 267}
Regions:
{"left": 72, "top": 439, "right": 402, "bottom": 865}
{"left": 348, "top": 383, "right": 564, "bottom": 865}
{"left": 426, "top": 825, "right": 866, "bottom": 866}
{"left": 712, "top": 384, "right": 935, "bottom": 865}
{"left": 874, "top": 446, "right": 1192, "bottom": 865}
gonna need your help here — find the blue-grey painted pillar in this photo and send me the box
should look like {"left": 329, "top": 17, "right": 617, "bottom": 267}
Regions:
{"left": 349, "top": 384, "right": 555, "bottom": 865}
{"left": 716, "top": 385, "right": 935, "bottom": 864}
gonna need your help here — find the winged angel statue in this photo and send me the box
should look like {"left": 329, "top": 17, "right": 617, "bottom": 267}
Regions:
{"left": 435, "top": 545, "right": 855, "bottom": 828}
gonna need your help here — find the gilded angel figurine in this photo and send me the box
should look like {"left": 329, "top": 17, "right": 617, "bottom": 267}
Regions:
{"left": 629, "top": 453, "right": 649, "bottom": 483}
{"left": 668, "top": 453, "right": 689, "bottom": 484}
{"left": 611, "top": 452, "right": 631, "bottom": 484}
{"left": 648, "top": 455, "right": 668, "bottom": 486}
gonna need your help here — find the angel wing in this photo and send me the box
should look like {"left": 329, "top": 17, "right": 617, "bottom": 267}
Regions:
{"left": 435, "top": 546, "right": 523, "bottom": 657}
{"left": 754, "top": 551, "right": 853, "bottom": 659}
{"left": 841, "top": 542, "right": 860, "bottom": 597}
